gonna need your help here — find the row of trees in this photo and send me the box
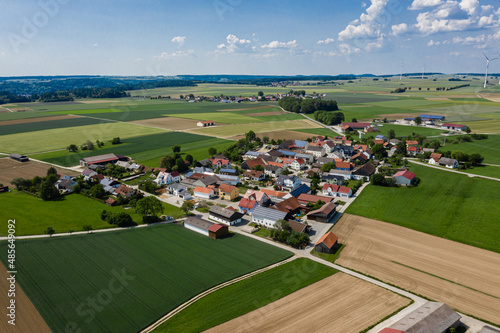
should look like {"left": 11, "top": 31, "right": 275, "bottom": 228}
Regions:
{"left": 312, "top": 110, "right": 345, "bottom": 125}
{"left": 67, "top": 137, "right": 120, "bottom": 153}
{"left": 269, "top": 220, "right": 310, "bottom": 249}
{"left": 11, "top": 167, "right": 60, "bottom": 201}
{"left": 278, "top": 97, "right": 338, "bottom": 114}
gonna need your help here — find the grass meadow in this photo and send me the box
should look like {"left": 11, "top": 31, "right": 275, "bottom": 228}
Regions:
{"left": 0, "top": 224, "right": 292, "bottom": 332}
{"left": 154, "top": 258, "right": 337, "bottom": 333}
{"left": 346, "top": 164, "right": 500, "bottom": 253}
{"left": 0, "top": 191, "right": 184, "bottom": 236}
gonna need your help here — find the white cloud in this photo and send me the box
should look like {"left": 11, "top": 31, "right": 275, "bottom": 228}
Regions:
{"left": 156, "top": 49, "right": 194, "bottom": 59}
{"left": 261, "top": 40, "right": 298, "bottom": 49}
{"left": 481, "top": 5, "right": 493, "bottom": 12}
{"left": 338, "top": 0, "right": 390, "bottom": 41}
{"left": 416, "top": 11, "right": 474, "bottom": 35}
{"left": 391, "top": 23, "right": 408, "bottom": 36}
{"left": 317, "top": 38, "right": 335, "bottom": 44}
{"left": 217, "top": 44, "right": 226, "bottom": 49}
{"left": 496, "top": 8, "right": 500, "bottom": 16}
{"left": 408, "top": 0, "right": 444, "bottom": 11}
{"left": 453, "top": 34, "right": 485, "bottom": 44}
{"left": 427, "top": 39, "right": 441, "bottom": 46}
{"left": 478, "top": 15, "right": 494, "bottom": 27}
{"left": 171, "top": 36, "right": 186, "bottom": 46}
{"left": 338, "top": 43, "right": 361, "bottom": 55}
{"left": 216, "top": 34, "right": 252, "bottom": 53}
{"left": 226, "top": 34, "right": 250, "bottom": 45}
{"left": 93, "top": 43, "right": 98, "bottom": 47}
{"left": 459, "top": 0, "right": 479, "bottom": 16}
{"left": 365, "top": 36, "right": 385, "bottom": 51}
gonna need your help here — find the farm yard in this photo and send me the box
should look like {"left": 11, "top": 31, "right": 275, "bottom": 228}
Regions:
{"left": 346, "top": 164, "right": 500, "bottom": 253}
{"left": 0, "top": 224, "right": 292, "bottom": 333}
{"left": 331, "top": 214, "right": 500, "bottom": 325}
{"left": 154, "top": 258, "right": 337, "bottom": 333}
{"left": 0, "top": 262, "right": 51, "bottom": 333}
{"left": 0, "top": 158, "right": 79, "bottom": 187}
{"left": 206, "top": 272, "right": 411, "bottom": 333}
{"left": 0, "top": 191, "right": 184, "bottom": 236}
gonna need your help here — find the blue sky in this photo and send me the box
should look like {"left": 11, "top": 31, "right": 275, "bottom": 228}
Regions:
{"left": 1, "top": 0, "right": 500, "bottom": 76}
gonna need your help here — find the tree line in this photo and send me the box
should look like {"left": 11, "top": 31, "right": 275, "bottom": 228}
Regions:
{"left": 278, "top": 97, "right": 339, "bottom": 114}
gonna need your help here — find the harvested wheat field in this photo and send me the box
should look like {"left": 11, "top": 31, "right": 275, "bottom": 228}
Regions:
{"left": 231, "top": 130, "right": 314, "bottom": 141}
{"left": 332, "top": 214, "right": 500, "bottom": 324}
{"left": 426, "top": 97, "right": 450, "bottom": 101}
{"left": 0, "top": 115, "right": 80, "bottom": 126}
{"left": 130, "top": 116, "right": 200, "bottom": 130}
{"left": 0, "top": 158, "right": 79, "bottom": 186}
{"left": 0, "top": 262, "right": 51, "bottom": 333}
{"left": 478, "top": 93, "right": 500, "bottom": 103}
{"left": 207, "top": 273, "right": 410, "bottom": 333}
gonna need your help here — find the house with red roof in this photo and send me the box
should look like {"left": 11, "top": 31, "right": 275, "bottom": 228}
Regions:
{"left": 408, "top": 146, "right": 422, "bottom": 155}
{"left": 336, "top": 161, "right": 354, "bottom": 171}
{"left": 194, "top": 186, "right": 215, "bottom": 199}
{"left": 322, "top": 184, "right": 352, "bottom": 198}
{"left": 314, "top": 232, "right": 339, "bottom": 253}
{"left": 238, "top": 198, "right": 258, "bottom": 215}
{"left": 429, "top": 153, "right": 443, "bottom": 165}
{"left": 441, "top": 123, "right": 467, "bottom": 132}
{"left": 197, "top": 120, "right": 215, "bottom": 127}
{"left": 211, "top": 158, "right": 231, "bottom": 168}
{"left": 392, "top": 170, "right": 416, "bottom": 186}
{"left": 297, "top": 193, "right": 333, "bottom": 206}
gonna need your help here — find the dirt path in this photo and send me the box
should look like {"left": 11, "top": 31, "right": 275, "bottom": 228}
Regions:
{"left": 0, "top": 262, "right": 51, "bottom": 332}
{"left": 332, "top": 214, "right": 500, "bottom": 325}
{"left": 207, "top": 272, "right": 410, "bottom": 333}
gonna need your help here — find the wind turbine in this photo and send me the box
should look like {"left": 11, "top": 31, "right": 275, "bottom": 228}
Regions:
{"left": 483, "top": 53, "right": 498, "bottom": 88}
{"left": 422, "top": 63, "right": 426, "bottom": 80}
{"left": 400, "top": 61, "right": 404, "bottom": 81}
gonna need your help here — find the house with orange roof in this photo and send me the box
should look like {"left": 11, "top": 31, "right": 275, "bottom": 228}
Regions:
{"left": 218, "top": 184, "right": 239, "bottom": 201}
{"left": 194, "top": 186, "right": 215, "bottom": 199}
{"left": 238, "top": 198, "right": 258, "bottom": 215}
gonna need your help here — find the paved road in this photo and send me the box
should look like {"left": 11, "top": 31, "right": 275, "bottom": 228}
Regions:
{"left": 299, "top": 113, "right": 344, "bottom": 135}
{"left": 408, "top": 159, "right": 500, "bottom": 182}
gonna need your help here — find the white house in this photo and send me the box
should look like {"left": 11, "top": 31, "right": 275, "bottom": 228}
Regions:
{"left": 322, "top": 184, "right": 353, "bottom": 198}
{"left": 429, "top": 153, "right": 443, "bottom": 165}
{"left": 290, "top": 158, "right": 307, "bottom": 171}
{"left": 276, "top": 175, "right": 302, "bottom": 191}
{"left": 439, "top": 157, "right": 459, "bottom": 169}
{"left": 251, "top": 206, "right": 288, "bottom": 228}
{"left": 155, "top": 171, "right": 180, "bottom": 185}
{"left": 193, "top": 186, "right": 215, "bottom": 199}
{"left": 305, "top": 145, "right": 325, "bottom": 158}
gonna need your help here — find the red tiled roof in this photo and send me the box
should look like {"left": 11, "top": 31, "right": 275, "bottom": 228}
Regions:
{"left": 336, "top": 161, "right": 353, "bottom": 170}
{"left": 238, "top": 198, "right": 257, "bottom": 209}
{"left": 406, "top": 140, "right": 419, "bottom": 146}
{"left": 338, "top": 186, "right": 351, "bottom": 194}
{"left": 194, "top": 186, "right": 213, "bottom": 194}
{"left": 208, "top": 224, "right": 226, "bottom": 232}
{"left": 244, "top": 158, "right": 266, "bottom": 168}
{"left": 378, "top": 329, "right": 405, "bottom": 333}
{"left": 315, "top": 232, "right": 338, "bottom": 249}
{"left": 393, "top": 170, "right": 416, "bottom": 180}
{"left": 297, "top": 193, "right": 333, "bottom": 204}
{"left": 295, "top": 158, "right": 305, "bottom": 164}
{"left": 219, "top": 184, "right": 236, "bottom": 193}
{"left": 430, "top": 153, "right": 442, "bottom": 160}
{"left": 267, "top": 161, "right": 283, "bottom": 167}
{"left": 171, "top": 171, "right": 180, "bottom": 177}
{"left": 261, "top": 188, "right": 287, "bottom": 198}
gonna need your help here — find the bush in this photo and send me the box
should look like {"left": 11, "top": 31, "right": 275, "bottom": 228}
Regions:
{"left": 142, "top": 215, "right": 162, "bottom": 224}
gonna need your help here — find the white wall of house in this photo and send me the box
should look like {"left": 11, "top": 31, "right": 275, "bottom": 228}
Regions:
{"left": 184, "top": 223, "right": 209, "bottom": 237}
{"left": 252, "top": 215, "right": 277, "bottom": 228}
{"left": 194, "top": 191, "right": 213, "bottom": 199}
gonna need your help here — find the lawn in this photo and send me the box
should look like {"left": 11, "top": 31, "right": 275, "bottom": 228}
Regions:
{"left": 166, "top": 112, "right": 263, "bottom": 124}
{"left": 30, "top": 131, "right": 225, "bottom": 167}
{"left": 0, "top": 191, "right": 184, "bottom": 236}
{"left": 0, "top": 224, "right": 292, "bottom": 333}
{"left": 346, "top": 164, "right": 500, "bottom": 253}
{"left": 191, "top": 119, "right": 321, "bottom": 137}
{"left": 0, "top": 122, "right": 166, "bottom": 154}
{"left": 442, "top": 134, "right": 500, "bottom": 164}
{"left": 373, "top": 123, "right": 446, "bottom": 138}
{"left": 456, "top": 119, "right": 500, "bottom": 134}
{"left": 153, "top": 258, "right": 337, "bottom": 333}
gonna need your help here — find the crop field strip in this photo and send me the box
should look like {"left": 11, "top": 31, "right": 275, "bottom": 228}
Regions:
{"left": 0, "top": 116, "right": 113, "bottom": 136}
{"left": 346, "top": 163, "right": 500, "bottom": 253}
{"left": 0, "top": 224, "right": 292, "bottom": 332}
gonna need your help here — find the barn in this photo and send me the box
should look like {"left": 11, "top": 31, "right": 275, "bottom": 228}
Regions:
{"left": 392, "top": 170, "right": 416, "bottom": 186}
{"left": 184, "top": 216, "right": 228, "bottom": 239}
{"left": 208, "top": 205, "right": 243, "bottom": 225}
{"left": 9, "top": 153, "right": 29, "bottom": 162}
{"left": 388, "top": 302, "right": 461, "bottom": 333}
{"left": 307, "top": 202, "right": 338, "bottom": 223}
{"left": 314, "top": 232, "right": 338, "bottom": 254}
{"left": 80, "top": 153, "right": 121, "bottom": 167}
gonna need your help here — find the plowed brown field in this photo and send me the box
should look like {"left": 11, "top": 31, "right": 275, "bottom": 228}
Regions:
{"left": 332, "top": 214, "right": 500, "bottom": 324}
{"left": 0, "top": 115, "right": 79, "bottom": 126}
{"left": 0, "top": 158, "right": 79, "bottom": 186}
{"left": 207, "top": 273, "right": 410, "bottom": 333}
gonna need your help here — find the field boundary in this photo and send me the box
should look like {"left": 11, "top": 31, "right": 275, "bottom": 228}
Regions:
{"left": 140, "top": 256, "right": 297, "bottom": 333}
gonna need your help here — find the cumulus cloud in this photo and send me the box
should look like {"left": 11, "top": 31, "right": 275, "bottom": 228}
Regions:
{"left": 391, "top": 23, "right": 409, "bottom": 36}
{"left": 171, "top": 36, "right": 186, "bottom": 46}
{"left": 261, "top": 40, "right": 298, "bottom": 49}
{"left": 156, "top": 49, "right": 194, "bottom": 59}
{"left": 317, "top": 38, "right": 335, "bottom": 44}
{"left": 338, "top": 43, "right": 361, "bottom": 55}
{"left": 427, "top": 39, "right": 441, "bottom": 46}
{"left": 365, "top": 36, "right": 385, "bottom": 51}
{"left": 408, "top": 0, "right": 444, "bottom": 11}
{"left": 478, "top": 15, "right": 495, "bottom": 27}
{"left": 338, "top": 0, "right": 390, "bottom": 41}
{"left": 226, "top": 34, "right": 250, "bottom": 45}
{"left": 216, "top": 34, "right": 252, "bottom": 53}
{"left": 453, "top": 34, "right": 485, "bottom": 44}
{"left": 459, "top": 0, "right": 479, "bottom": 16}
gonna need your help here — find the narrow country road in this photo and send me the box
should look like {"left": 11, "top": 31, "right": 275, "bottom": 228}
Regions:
{"left": 300, "top": 113, "right": 344, "bottom": 135}
{"left": 407, "top": 159, "right": 500, "bottom": 182}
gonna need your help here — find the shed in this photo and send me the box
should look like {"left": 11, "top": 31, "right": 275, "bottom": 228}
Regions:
{"left": 393, "top": 170, "right": 416, "bottom": 186}
{"left": 184, "top": 217, "right": 214, "bottom": 237}
{"left": 389, "top": 302, "right": 461, "bottom": 333}
{"left": 315, "top": 232, "right": 338, "bottom": 253}
{"left": 9, "top": 153, "right": 29, "bottom": 162}
{"left": 287, "top": 220, "right": 310, "bottom": 233}
{"left": 307, "top": 202, "right": 338, "bottom": 222}
{"left": 208, "top": 224, "right": 229, "bottom": 239}
{"left": 208, "top": 205, "right": 243, "bottom": 225}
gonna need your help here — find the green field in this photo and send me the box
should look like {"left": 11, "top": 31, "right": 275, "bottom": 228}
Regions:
{"left": 0, "top": 122, "right": 166, "bottom": 154}
{"left": 166, "top": 112, "right": 263, "bottom": 124}
{"left": 154, "top": 258, "right": 337, "bottom": 333}
{"left": 0, "top": 191, "right": 184, "bottom": 236}
{"left": 252, "top": 113, "right": 304, "bottom": 121}
{"left": 442, "top": 135, "right": 500, "bottom": 165}
{"left": 346, "top": 164, "right": 500, "bottom": 253}
{"left": 31, "top": 132, "right": 232, "bottom": 167}
{"left": 0, "top": 224, "right": 292, "bottom": 332}
{"left": 48, "top": 108, "right": 124, "bottom": 115}
{"left": 456, "top": 119, "right": 500, "bottom": 134}
{"left": 0, "top": 117, "right": 111, "bottom": 136}
{"left": 373, "top": 124, "right": 446, "bottom": 138}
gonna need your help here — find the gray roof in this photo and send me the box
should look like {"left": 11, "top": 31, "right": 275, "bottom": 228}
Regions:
{"left": 276, "top": 175, "right": 300, "bottom": 185}
{"left": 82, "top": 153, "right": 118, "bottom": 163}
{"left": 199, "top": 175, "right": 220, "bottom": 186}
{"left": 389, "top": 302, "right": 461, "bottom": 333}
{"left": 167, "top": 183, "right": 186, "bottom": 190}
{"left": 295, "top": 153, "right": 313, "bottom": 159}
{"left": 317, "top": 157, "right": 334, "bottom": 164}
{"left": 439, "top": 157, "right": 458, "bottom": 166}
{"left": 184, "top": 217, "right": 215, "bottom": 231}
{"left": 481, "top": 326, "right": 500, "bottom": 333}
{"left": 252, "top": 206, "right": 287, "bottom": 221}
{"left": 209, "top": 205, "right": 242, "bottom": 220}
{"left": 306, "top": 146, "right": 324, "bottom": 152}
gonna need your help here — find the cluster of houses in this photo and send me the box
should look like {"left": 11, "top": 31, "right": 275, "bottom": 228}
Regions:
{"left": 428, "top": 153, "right": 459, "bottom": 169}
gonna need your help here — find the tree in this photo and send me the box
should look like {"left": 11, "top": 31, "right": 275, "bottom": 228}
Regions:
{"left": 67, "top": 144, "right": 78, "bottom": 152}
{"left": 351, "top": 118, "right": 358, "bottom": 122}
{"left": 89, "top": 184, "right": 106, "bottom": 199}
{"left": 85, "top": 140, "right": 94, "bottom": 150}
{"left": 172, "top": 145, "right": 181, "bottom": 153}
{"left": 136, "top": 196, "right": 164, "bottom": 217}
{"left": 39, "top": 179, "right": 60, "bottom": 201}
{"left": 371, "top": 173, "right": 386, "bottom": 186}
{"left": 464, "top": 126, "right": 471, "bottom": 134}
{"left": 159, "top": 155, "right": 176, "bottom": 171}
{"left": 185, "top": 154, "right": 194, "bottom": 164}
{"left": 83, "top": 225, "right": 93, "bottom": 233}
{"left": 245, "top": 130, "right": 256, "bottom": 142}
{"left": 320, "top": 162, "right": 335, "bottom": 173}
{"left": 395, "top": 140, "right": 407, "bottom": 156}
{"left": 257, "top": 91, "right": 264, "bottom": 97}
{"left": 112, "top": 137, "right": 121, "bottom": 145}
{"left": 262, "top": 136, "right": 269, "bottom": 143}
{"left": 388, "top": 129, "right": 396, "bottom": 140}
{"left": 371, "top": 144, "right": 387, "bottom": 159}
{"left": 469, "top": 153, "right": 484, "bottom": 166}
{"left": 274, "top": 219, "right": 291, "bottom": 232}
{"left": 44, "top": 227, "right": 55, "bottom": 237}
{"left": 208, "top": 147, "right": 217, "bottom": 156}
{"left": 181, "top": 201, "right": 194, "bottom": 216}
{"left": 414, "top": 116, "right": 422, "bottom": 125}
{"left": 47, "top": 167, "right": 58, "bottom": 176}
{"left": 140, "top": 181, "right": 159, "bottom": 194}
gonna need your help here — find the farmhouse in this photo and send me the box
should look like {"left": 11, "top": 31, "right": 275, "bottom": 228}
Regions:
{"left": 307, "top": 202, "right": 338, "bottom": 223}
{"left": 305, "top": 145, "right": 325, "bottom": 157}
{"left": 273, "top": 196, "right": 301, "bottom": 216}
{"left": 9, "top": 153, "right": 29, "bottom": 162}
{"left": 197, "top": 120, "right": 215, "bottom": 127}
{"left": 80, "top": 153, "right": 123, "bottom": 167}
{"left": 314, "top": 232, "right": 338, "bottom": 253}
{"left": 251, "top": 206, "right": 287, "bottom": 228}
{"left": 243, "top": 170, "right": 265, "bottom": 181}
{"left": 420, "top": 114, "right": 445, "bottom": 121}
{"left": 392, "top": 170, "right": 416, "bottom": 186}
{"left": 429, "top": 153, "right": 443, "bottom": 165}
{"left": 238, "top": 198, "right": 258, "bottom": 215}
{"left": 193, "top": 186, "right": 215, "bottom": 199}
{"left": 297, "top": 193, "right": 333, "bottom": 206}
{"left": 183, "top": 216, "right": 228, "bottom": 239}
{"left": 439, "top": 157, "right": 459, "bottom": 169}
{"left": 218, "top": 184, "right": 239, "bottom": 201}
{"left": 241, "top": 158, "right": 267, "bottom": 170}
{"left": 114, "top": 185, "right": 135, "bottom": 198}
{"left": 287, "top": 220, "right": 310, "bottom": 233}
{"left": 353, "top": 162, "right": 376, "bottom": 181}
{"left": 340, "top": 122, "right": 370, "bottom": 132}
{"left": 388, "top": 302, "right": 461, "bottom": 333}
{"left": 54, "top": 178, "right": 77, "bottom": 193}
{"left": 243, "top": 189, "right": 271, "bottom": 206}
{"left": 208, "top": 205, "right": 243, "bottom": 225}
{"left": 442, "top": 123, "right": 467, "bottom": 132}
{"left": 193, "top": 175, "right": 220, "bottom": 188}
